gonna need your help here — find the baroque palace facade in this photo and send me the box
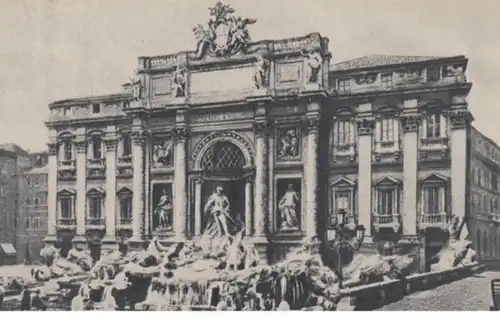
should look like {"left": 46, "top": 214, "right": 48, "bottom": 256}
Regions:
{"left": 44, "top": 3, "right": 474, "bottom": 263}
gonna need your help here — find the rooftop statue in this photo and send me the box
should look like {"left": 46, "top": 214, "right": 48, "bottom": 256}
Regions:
{"left": 192, "top": 2, "right": 257, "bottom": 59}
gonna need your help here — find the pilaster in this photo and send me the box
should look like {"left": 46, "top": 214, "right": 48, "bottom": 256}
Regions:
{"left": 127, "top": 120, "right": 146, "bottom": 247}
{"left": 103, "top": 130, "right": 117, "bottom": 244}
{"left": 44, "top": 138, "right": 58, "bottom": 243}
{"left": 245, "top": 175, "right": 253, "bottom": 236}
{"left": 449, "top": 109, "right": 472, "bottom": 238}
{"left": 253, "top": 116, "right": 269, "bottom": 239}
{"left": 173, "top": 124, "right": 188, "bottom": 241}
{"left": 356, "top": 112, "right": 374, "bottom": 242}
{"left": 402, "top": 108, "right": 420, "bottom": 237}
{"left": 73, "top": 133, "right": 87, "bottom": 243}
{"left": 305, "top": 102, "right": 321, "bottom": 238}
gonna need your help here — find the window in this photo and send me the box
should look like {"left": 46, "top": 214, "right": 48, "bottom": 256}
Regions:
{"left": 376, "top": 188, "right": 399, "bottom": 215}
{"left": 34, "top": 176, "right": 40, "bottom": 186}
{"left": 334, "top": 120, "right": 352, "bottom": 146}
{"left": 337, "top": 79, "right": 350, "bottom": 92}
{"left": 27, "top": 177, "right": 31, "bottom": 186}
{"left": 34, "top": 197, "right": 39, "bottom": 206}
{"left": 60, "top": 197, "right": 73, "bottom": 218}
{"left": 380, "top": 118, "right": 394, "bottom": 142}
{"left": 331, "top": 177, "right": 356, "bottom": 216}
{"left": 117, "top": 188, "right": 133, "bottom": 224}
{"left": 91, "top": 137, "right": 102, "bottom": 159}
{"left": 87, "top": 188, "right": 105, "bottom": 224}
{"left": 335, "top": 190, "right": 351, "bottom": 211}
{"left": 425, "top": 113, "right": 441, "bottom": 138}
{"left": 122, "top": 135, "right": 132, "bottom": 157}
{"left": 422, "top": 185, "right": 444, "bottom": 214}
{"left": 381, "top": 74, "right": 393, "bottom": 86}
{"left": 0, "top": 186, "right": 5, "bottom": 197}
{"left": 92, "top": 103, "right": 100, "bottom": 114}
{"left": 88, "top": 197, "right": 102, "bottom": 219}
{"left": 63, "top": 142, "right": 73, "bottom": 161}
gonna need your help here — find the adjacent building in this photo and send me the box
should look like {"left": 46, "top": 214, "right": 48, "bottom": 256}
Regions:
{"left": 16, "top": 151, "right": 49, "bottom": 263}
{"left": 44, "top": 3, "right": 475, "bottom": 268}
{"left": 0, "top": 144, "right": 32, "bottom": 265}
{"left": 468, "top": 128, "right": 500, "bottom": 261}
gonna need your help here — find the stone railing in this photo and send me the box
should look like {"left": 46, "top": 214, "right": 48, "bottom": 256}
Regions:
{"left": 419, "top": 212, "right": 448, "bottom": 230}
{"left": 337, "top": 262, "right": 484, "bottom": 311}
{"left": 373, "top": 213, "right": 401, "bottom": 233}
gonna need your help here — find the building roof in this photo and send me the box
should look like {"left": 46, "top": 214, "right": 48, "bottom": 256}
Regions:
{"left": 331, "top": 54, "right": 464, "bottom": 72}
{"left": 0, "top": 143, "right": 30, "bottom": 158}
{"left": 49, "top": 92, "right": 131, "bottom": 107}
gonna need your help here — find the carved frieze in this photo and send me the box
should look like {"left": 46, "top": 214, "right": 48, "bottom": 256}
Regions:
{"left": 152, "top": 135, "right": 174, "bottom": 167}
{"left": 276, "top": 126, "right": 301, "bottom": 161}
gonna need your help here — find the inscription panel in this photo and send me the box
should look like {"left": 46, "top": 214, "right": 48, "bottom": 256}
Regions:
{"left": 276, "top": 61, "right": 302, "bottom": 85}
{"left": 151, "top": 76, "right": 172, "bottom": 96}
{"left": 270, "top": 105, "right": 306, "bottom": 117}
{"left": 149, "top": 117, "right": 175, "bottom": 131}
{"left": 191, "top": 110, "right": 255, "bottom": 124}
{"left": 190, "top": 67, "right": 255, "bottom": 94}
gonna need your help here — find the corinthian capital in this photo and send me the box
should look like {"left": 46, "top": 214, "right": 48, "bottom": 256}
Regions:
{"left": 305, "top": 117, "right": 320, "bottom": 134}
{"left": 253, "top": 120, "right": 270, "bottom": 137}
{"left": 401, "top": 115, "right": 420, "bottom": 132}
{"left": 356, "top": 118, "right": 375, "bottom": 135}
{"left": 449, "top": 110, "right": 472, "bottom": 130}
{"left": 74, "top": 140, "right": 87, "bottom": 153}
{"left": 47, "top": 141, "right": 58, "bottom": 156}
{"left": 131, "top": 129, "right": 147, "bottom": 145}
{"left": 104, "top": 138, "right": 118, "bottom": 151}
{"left": 173, "top": 126, "right": 189, "bottom": 142}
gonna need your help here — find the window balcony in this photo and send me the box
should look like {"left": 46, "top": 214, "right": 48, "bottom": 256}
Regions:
{"left": 117, "top": 156, "right": 133, "bottom": 176}
{"left": 57, "top": 218, "right": 76, "bottom": 229}
{"left": 373, "top": 213, "right": 401, "bottom": 233}
{"left": 87, "top": 158, "right": 106, "bottom": 177}
{"left": 86, "top": 218, "right": 105, "bottom": 230}
{"left": 332, "top": 143, "right": 357, "bottom": 162}
{"left": 117, "top": 217, "right": 132, "bottom": 230}
{"left": 418, "top": 212, "right": 448, "bottom": 231}
{"left": 88, "top": 158, "right": 105, "bottom": 168}
{"left": 58, "top": 159, "right": 76, "bottom": 170}
{"left": 420, "top": 137, "right": 449, "bottom": 149}
{"left": 57, "top": 160, "right": 76, "bottom": 179}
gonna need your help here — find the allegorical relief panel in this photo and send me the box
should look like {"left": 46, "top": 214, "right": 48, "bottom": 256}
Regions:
{"left": 152, "top": 183, "right": 173, "bottom": 232}
{"left": 152, "top": 135, "right": 174, "bottom": 167}
{"left": 276, "top": 178, "right": 301, "bottom": 232}
{"left": 276, "top": 126, "right": 301, "bottom": 162}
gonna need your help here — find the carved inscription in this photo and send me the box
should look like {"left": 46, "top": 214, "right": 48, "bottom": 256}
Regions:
{"left": 191, "top": 111, "right": 254, "bottom": 124}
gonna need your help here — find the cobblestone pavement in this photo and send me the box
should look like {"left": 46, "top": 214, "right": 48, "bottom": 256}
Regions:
{"left": 379, "top": 271, "right": 500, "bottom": 311}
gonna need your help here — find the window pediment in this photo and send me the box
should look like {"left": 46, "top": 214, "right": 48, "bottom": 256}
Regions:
{"left": 375, "top": 105, "right": 400, "bottom": 115}
{"left": 418, "top": 99, "right": 446, "bottom": 112}
{"left": 332, "top": 177, "right": 356, "bottom": 187}
{"left": 374, "top": 177, "right": 401, "bottom": 186}
{"left": 58, "top": 131, "right": 75, "bottom": 141}
{"left": 335, "top": 106, "right": 356, "bottom": 118}
{"left": 420, "top": 173, "right": 448, "bottom": 183}
{"left": 57, "top": 188, "right": 76, "bottom": 197}
{"left": 117, "top": 187, "right": 132, "bottom": 196}
{"left": 87, "top": 129, "right": 105, "bottom": 138}
{"left": 86, "top": 187, "right": 106, "bottom": 196}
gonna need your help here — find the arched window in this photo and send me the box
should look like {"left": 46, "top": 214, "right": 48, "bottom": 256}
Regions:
{"left": 201, "top": 141, "right": 246, "bottom": 171}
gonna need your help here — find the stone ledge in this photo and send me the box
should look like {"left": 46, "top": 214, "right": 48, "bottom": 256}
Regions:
{"left": 338, "top": 262, "right": 484, "bottom": 311}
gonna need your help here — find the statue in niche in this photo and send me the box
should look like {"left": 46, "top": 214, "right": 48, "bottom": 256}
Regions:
{"left": 154, "top": 189, "right": 173, "bottom": 231}
{"left": 130, "top": 77, "right": 142, "bottom": 101}
{"left": 303, "top": 49, "right": 323, "bottom": 84}
{"left": 202, "top": 186, "right": 236, "bottom": 238}
{"left": 152, "top": 137, "right": 173, "bottom": 166}
{"left": 278, "top": 184, "right": 300, "bottom": 231}
{"left": 277, "top": 128, "right": 300, "bottom": 160}
{"left": 253, "top": 54, "right": 269, "bottom": 89}
{"left": 171, "top": 65, "right": 187, "bottom": 98}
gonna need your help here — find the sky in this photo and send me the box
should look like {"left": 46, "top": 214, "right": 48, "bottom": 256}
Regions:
{"left": 0, "top": 0, "right": 499, "bottom": 152}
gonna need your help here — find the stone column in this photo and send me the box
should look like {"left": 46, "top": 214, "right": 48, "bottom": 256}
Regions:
{"left": 402, "top": 113, "right": 420, "bottom": 236}
{"left": 173, "top": 125, "right": 188, "bottom": 240}
{"left": 245, "top": 176, "right": 253, "bottom": 236}
{"left": 103, "top": 133, "right": 117, "bottom": 245}
{"left": 356, "top": 117, "right": 374, "bottom": 242}
{"left": 450, "top": 108, "right": 471, "bottom": 240}
{"left": 73, "top": 137, "right": 87, "bottom": 244}
{"left": 253, "top": 120, "right": 269, "bottom": 238}
{"left": 194, "top": 178, "right": 202, "bottom": 237}
{"left": 44, "top": 139, "right": 58, "bottom": 243}
{"left": 128, "top": 127, "right": 145, "bottom": 245}
{"left": 305, "top": 111, "right": 320, "bottom": 238}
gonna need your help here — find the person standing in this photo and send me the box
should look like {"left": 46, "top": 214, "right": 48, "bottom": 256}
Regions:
{"left": 20, "top": 287, "right": 31, "bottom": 311}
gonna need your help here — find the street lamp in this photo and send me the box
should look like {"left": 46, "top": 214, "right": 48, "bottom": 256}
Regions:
{"left": 327, "top": 209, "right": 366, "bottom": 289}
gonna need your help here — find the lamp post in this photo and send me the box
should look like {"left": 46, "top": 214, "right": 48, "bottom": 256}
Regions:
{"left": 326, "top": 209, "right": 366, "bottom": 289}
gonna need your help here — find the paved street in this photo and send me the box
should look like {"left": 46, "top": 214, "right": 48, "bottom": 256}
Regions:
{"left": 379, "top": 270, "right": 500, "bottom": 311}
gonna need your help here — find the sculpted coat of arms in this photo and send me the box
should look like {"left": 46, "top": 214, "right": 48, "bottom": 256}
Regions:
{"left": 192, "top": 2, "right": 257, "bottom": 59}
